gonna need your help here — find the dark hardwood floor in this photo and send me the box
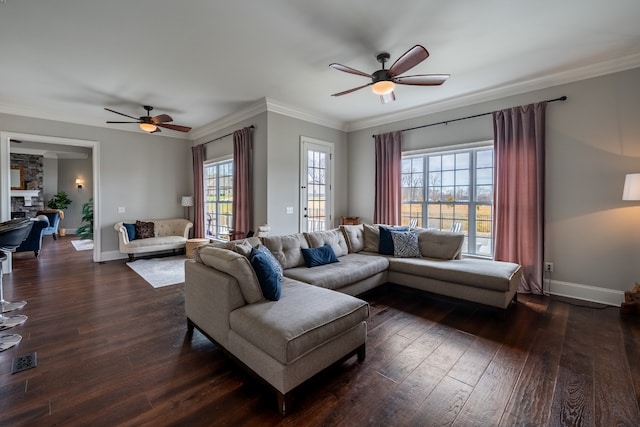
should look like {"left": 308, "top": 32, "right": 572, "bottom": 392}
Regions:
{"left": 1, "top": 237, "right": 639, "bottom": 426}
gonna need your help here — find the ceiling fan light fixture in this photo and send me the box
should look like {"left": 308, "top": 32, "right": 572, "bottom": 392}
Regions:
{"left": 139, "top": 122, "right": 157, "bottom": 133}
{"left": 371, "top": 80, "right": 395, "bottom": 95}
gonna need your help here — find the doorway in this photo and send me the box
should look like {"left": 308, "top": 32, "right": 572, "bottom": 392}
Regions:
{"left": 1, "top": 132, "right": 100, "bottom": 269}
{"left": 299, "top": 136, "right": 334, "bottom": 232}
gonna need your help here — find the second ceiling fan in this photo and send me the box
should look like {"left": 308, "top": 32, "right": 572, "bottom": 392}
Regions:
{"left": 330, "top": 44, "right": 449, "bottom": 103}
{"left": 105, "top": 105, "right": 192, "bottom": 133}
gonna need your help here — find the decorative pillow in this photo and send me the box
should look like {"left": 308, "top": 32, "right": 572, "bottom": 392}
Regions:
{"left": 378, "top": 226, "right": 408, "bottom": 255}
{"left": 250, "top": 247, "right": 282, "bottom": 301}
{"left": 251, "top": 245, "right": 283, "bottom": 281}
{"left": 135, "top": 220, "right": 155, "bottom": 239}
{"left": 391, "top": 230, "right": 420, "bottom": 258}
{"left": 123, "top": 223, "right": 136, "bottom": 241}
{"left": 362, "top": 224, "right": 380, "bottom": 252}
{"left": 301, "top": 244, "right": 339, "bottom": 268}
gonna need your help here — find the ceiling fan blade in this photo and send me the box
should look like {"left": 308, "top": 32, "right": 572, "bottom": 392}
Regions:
{"left": 394, "top": 74, "right": 450, "bottom": 86}
{"left": 388, "top": 45, "right": 430, "bottom": 77}
{"left": 104, "top": 108, "right": 139, "bottom": 120}
{"left": 106, "top": 121, "right": 140, "bottom": 124}
{"left": 380, "top": 91, "right": 396, "bottom": 104}
{"left": 329, "top": 63, "right": 372, "bottom": 78}
{"left": 157, "top": 123, "right": 192, "bottom": 132}
{"left": 331, "top": 82, "right": 373, "bottom": 97}
{"left": 151, "top": 127, "right": 162, "bottom": 133}
{"left": 152, "top": 114, "right": 173, "bottom": 124}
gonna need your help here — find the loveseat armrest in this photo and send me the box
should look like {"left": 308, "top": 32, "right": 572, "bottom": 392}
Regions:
{"left": 113, "top": 222, "right": 130, "bottom": 246}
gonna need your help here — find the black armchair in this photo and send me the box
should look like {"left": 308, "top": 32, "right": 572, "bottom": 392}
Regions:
{"left": 15, "top": 217, "right": 49, "bottom": 257}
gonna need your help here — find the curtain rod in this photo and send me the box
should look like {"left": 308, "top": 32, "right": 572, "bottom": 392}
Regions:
{"left": 371, "top": 96, "right": 567, "bottom": 138}
{"left": 202, "top": 125, "right": 254, "bottom": 146}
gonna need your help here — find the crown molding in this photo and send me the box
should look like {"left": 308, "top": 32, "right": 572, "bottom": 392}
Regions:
{"left": 264, "top": 98, "right": 345, "bottom": 131}
{"left": 345, "top": 51, "right": 640, "bottom": 132}
{"left": 188, "top": 98, "right": 269, "bottom": 141}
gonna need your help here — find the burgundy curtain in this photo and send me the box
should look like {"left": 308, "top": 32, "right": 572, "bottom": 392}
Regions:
{"left": 493, "top": 102, "right": 546, "bottom": 294}
{"left": 374, "top": 131, "right": 402, "bottom": 225}
{"left": 232, "top": 127, "right": 253, "bottom": 237}
{"left": 191, "top": 144, "right": 206, "bottom": 238}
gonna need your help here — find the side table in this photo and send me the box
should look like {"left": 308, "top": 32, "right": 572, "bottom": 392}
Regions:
{"left": 186, "top": 238, "right": 210, "bottom": 259}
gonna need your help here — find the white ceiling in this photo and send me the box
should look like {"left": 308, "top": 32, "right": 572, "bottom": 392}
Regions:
{"left": 1, "top": 0, "right": 639, "bottom": 137}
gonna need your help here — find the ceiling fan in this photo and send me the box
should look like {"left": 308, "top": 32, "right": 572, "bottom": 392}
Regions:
{"left": 104, "top": 105, "right": 192, "bottom": 133}
{"left": 330, "top": 44, "right": 449, "bottom": 104}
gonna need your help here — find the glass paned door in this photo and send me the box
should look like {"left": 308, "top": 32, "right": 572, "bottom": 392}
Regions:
{"left": 300, "top": 137, "right": 333, "bottom": 232}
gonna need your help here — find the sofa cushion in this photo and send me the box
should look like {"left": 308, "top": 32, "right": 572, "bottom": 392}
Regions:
{"left": 391, "top": 230, "right": 420, "bottom": 258}
{"left": 229, "top": 279, "right": 369, "bottom": 364}
{"left": 388, "top": 257, "right": 521, "bottom": 292}
{"left": 284, "top": 253, "right": 389, "bottom": 290}
{"left": 123, "top": 223, "right": 136, "bottom": 240}
{"left": 123, "top": 235, "right": 186, "bottom": 248}
{"left": 262, "top": 234, "right": 309, "bottom": 269}
{"left": 250, "top": 247, "right": 282, "bottom": 301}
{"left": 340, "top": 224, "right": 364, "bottom": 253}
{"left": 198, "top": 246, "right": 263, "bottom": 304}
{"left": 301, "top": 244, "right": 339, "bottom": 268}
{"left": 135, "top": 220, "right": 155, "bottom": 239}
{"left": 304, "top": 229, "right": 349, "bottom": 257}
{"left": 418, "top": 229, "right": 464, "bottom": 260}
{"left": 363, "top": 224, "right": 380, "bottom": 252}
{"left": 205, "top": 237, "right": 261, "bottom": 258}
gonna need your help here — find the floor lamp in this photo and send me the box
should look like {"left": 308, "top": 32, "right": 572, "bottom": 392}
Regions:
{"left": 181, "top": 196, "right": 194, "bottom": 221}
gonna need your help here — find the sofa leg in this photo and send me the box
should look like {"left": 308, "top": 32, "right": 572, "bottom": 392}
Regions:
{"left": 276, "top": 392, "right": 291, "bottom": 416}
{"left": 34, "top": 250, "right": 39, "bottom": 257}
{"left": 187, "top": 318, "right": 195, "bottom": 333}
{"left": 357, "top": 344, "right": 366, "bottom": 362}
{"left": 128, "top": 254, "right": 134, "bottom": 262}
{"left": 53, "top": 233, "right": 57, "bottom": 241}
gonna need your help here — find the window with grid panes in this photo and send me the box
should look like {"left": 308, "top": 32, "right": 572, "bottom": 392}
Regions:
{"left": 204, "top": 159, "right": 233, "bottom": 239}
{"left": 401, "top": 145, "right": 494, "bottom": 256}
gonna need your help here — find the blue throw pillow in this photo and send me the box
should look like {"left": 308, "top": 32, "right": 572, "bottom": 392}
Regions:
{"left": 251, "top": 245, "right": 283, "bottom": 280}
{"left": 123, "top": 223, "right": 136, "bottom": 240}
{"left": 301, "top": 244, "right": 339, "bottom": 268}
{"left": 378, "top": 226, "right": 408, "bottom": 255}
{"left": 250, "top": 248, "right": 282, "bottom": 301}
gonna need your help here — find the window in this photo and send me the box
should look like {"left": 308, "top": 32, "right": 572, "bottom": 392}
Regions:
{"left": 204, "top": 159, "right": 233, "bottom": 239}
{"left": 401, "top": 145, "right": 494, "bottom": 256}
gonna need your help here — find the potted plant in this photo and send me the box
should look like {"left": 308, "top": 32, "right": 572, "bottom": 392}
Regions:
{"left": 76, "top": 198, "right": 93, "bottom": 241}
{"left": 47, "top": 191, "right": 72, "bottom": 236}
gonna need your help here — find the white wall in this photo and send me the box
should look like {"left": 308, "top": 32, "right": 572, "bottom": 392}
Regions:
{"left": 347, "top": 67, "right": 640, "bottom": 304}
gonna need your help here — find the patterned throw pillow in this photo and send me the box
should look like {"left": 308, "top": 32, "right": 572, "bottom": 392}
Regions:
{"left": 391, "top": 230, "right": 420, "bottom": 258}
{"left": 379, "top": 226, "right": 408, "bottom": 255}
{"left": 135, "top": 220, "right": 155, "bottom": 239}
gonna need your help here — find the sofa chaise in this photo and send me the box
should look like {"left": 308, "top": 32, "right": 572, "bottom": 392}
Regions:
{"left": 114, "top": 218, "right": 193, "bottom": 260}
{"left": 184, "top": 224, "right": 522, "bottom": 415}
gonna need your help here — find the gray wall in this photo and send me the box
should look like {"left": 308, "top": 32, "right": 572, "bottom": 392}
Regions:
{"left": 347, "top": 67, "right": 640, "bottom": 304}
{"left": 0, "top": 112, "right": 191, "bottom": 259}
{"left": 58, "top": 157, "right": 93, "bottom": 231}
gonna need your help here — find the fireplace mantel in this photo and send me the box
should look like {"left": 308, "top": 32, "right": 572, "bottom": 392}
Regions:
{"left": 11, "top": 190, "right": 40, "bottom": 207}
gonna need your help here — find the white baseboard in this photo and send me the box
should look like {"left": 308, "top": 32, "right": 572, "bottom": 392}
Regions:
{"left": 99, "top": 250, "right": 128, "bottom": 262}
{"left": 545, "top": 279, "right": 624, "bottom": 306}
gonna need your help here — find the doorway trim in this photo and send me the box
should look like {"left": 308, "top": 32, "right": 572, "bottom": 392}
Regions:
{"left": 1, "top": 132, "right": 101, "bottom": 264}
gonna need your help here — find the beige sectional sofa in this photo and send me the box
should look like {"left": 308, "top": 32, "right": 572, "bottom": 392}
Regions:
{"left": 114, "top": 218, "right": 193, "bottom": 260}
{"left": 184, "top": 224, "right": 522, "bottom": 415}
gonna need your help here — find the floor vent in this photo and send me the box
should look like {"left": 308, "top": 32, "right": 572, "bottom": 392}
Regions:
{"left": 11, "top": 352, "right": 37, "bottom": 374}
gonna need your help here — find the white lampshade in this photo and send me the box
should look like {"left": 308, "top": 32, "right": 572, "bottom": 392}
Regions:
{"left": 181, "top": 196, "right": 194, "bottom": 207}
{"left": 623, "top": 174, "right": 640, "bottom": 201}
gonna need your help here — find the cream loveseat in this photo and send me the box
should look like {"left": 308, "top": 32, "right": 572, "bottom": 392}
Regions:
{"left": 114, "top": 218, "right": 193, "bottom": 260}
{"left": 185, "top": 224, "right": 522, "bottom": 415}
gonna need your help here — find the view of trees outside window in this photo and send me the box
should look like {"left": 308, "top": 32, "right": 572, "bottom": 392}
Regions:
{"left": 401, "top": 146, "right": 493, "bottom": 256}
{"left": 204, "top": 160, "right": 233, "bottom": 239}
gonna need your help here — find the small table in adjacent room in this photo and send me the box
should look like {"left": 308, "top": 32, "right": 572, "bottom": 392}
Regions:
{"left": 185, "top": 238, "right": 210, "bottom": 259}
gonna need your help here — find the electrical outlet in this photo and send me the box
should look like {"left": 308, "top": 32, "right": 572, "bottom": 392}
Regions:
{"left": 544, "top": 262, "right": 554, "bottom": 273}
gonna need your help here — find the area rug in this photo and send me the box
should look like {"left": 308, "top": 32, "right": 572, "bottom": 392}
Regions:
{"left": 71, "top": 239, "right": 94, "bottom": 251}
{"left": 126, "top": 256, "right": 186, "bottom": 288}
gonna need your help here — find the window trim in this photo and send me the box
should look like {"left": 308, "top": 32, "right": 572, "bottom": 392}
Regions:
{"left": 203, "top": 156, "right": 233, "bottom": 240}
{"left": 402, "top": 141, "right": 494, "bottom": 257}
